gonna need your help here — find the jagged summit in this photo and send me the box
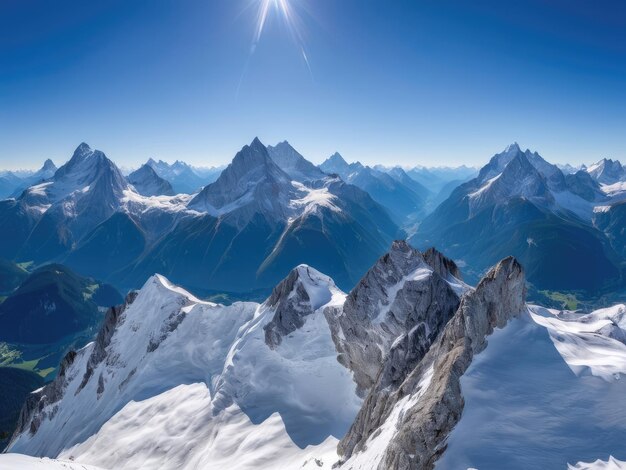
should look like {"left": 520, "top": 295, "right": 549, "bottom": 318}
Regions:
{"left": 328, "top": 152, "right": 347, "bottom": 164}
{"left": 423, "top": 246, "right": 461, "bottom": 279}
{"left": 337, "top": 255, "right": 526, "bottom": 468}
{"left": 267, "top": 264, "right": 337, "bottom": 310}
{"left": 28, "top": 144, "right": 128, "bottom": 205}
{"left": 266, "top": 141, "right": 326, "bottom": 182}
{"left": 128, "top": 164, "right": 174, "bottom": 197}
{"left": 587, "top": 157, "right": 625, "bottom": 184}
{"left": 326, "top": 240, "right": 465, "bottom": 394}
{"left": 74, "top": 142, "right": 92, "bottom": 157}
{"left": 188, "top": 138, "right": 294, "bottom": 215}
{"left": 470, "top": 149, "right": 554, "bottom": 215}
{"left": 320, "top": 152, "right": 350, "bottom": 174}
{"left": 264, "top": 264, "right": 340, "bottom": 348}
{"left": 40, "top": 158, "right": 56, "bottom": 173}
{"left": 478, "top": 142, "right": 526, "bottom": 181}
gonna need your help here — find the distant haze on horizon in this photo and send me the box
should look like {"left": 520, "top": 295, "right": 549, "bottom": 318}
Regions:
{"left": 0, "top": 139, "right": 609, "bottom": 173}
{"left": 1, "top": 0, "right": 625, "bottom": 170}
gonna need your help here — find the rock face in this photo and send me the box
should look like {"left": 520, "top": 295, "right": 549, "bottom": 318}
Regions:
{"left": 266, "top": 141, "right": 327, "bottom": 182}
{"left": 587, "top": 158, "right": 625, "bottom": 184}
{"left": 413, "top": 143, "right": 621, "bottom": 292}
{"left": 127, "top": 164, "right": 175, "bottom": 197}
{"left": 320, "top": 155, "right": 427, "bottom": 223}
{"left": 264, "top": 265, "right": 335, "bottom": 349}
{"left": 188, "top": 137, "right": 295, "bottom": 221}
{"left": 338, "top": 256, "right": 526, "bottom": 470}
{"left": 422, "top": 247, "right": 461, "bottom": 280}
{"left": 7, "top": 240, "right": 532, "bottom": 470}
{"left": 10, "top": 291, "right": 138, "bottom": 444}
{"left": 324, "top": 240, "right": 463, "bottom": 395}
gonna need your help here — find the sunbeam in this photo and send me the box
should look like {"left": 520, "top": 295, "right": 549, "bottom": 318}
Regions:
{"left": 237, "top": 0, "right": 313, "bottom": 97}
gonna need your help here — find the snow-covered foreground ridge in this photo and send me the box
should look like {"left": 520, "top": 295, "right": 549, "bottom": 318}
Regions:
{"left": 3, "top": 242, "right": 626, "bottom": 470}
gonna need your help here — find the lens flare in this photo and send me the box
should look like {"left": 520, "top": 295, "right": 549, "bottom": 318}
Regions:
{"left": 237, "top": 0, "right": 312, "bottom": 97}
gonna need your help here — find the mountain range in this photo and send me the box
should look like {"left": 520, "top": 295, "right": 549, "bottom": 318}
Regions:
{"left": 412, "top": 143, "right": 626, "bottom": 293}
{"left": 0, "top": 159, "right": 57, "bottom": 199}
{"left": 2, "top": 140, "right": 626, "bottom": 301}
{"left": 0, "top": 139, "right": 400, "bottom": 295}
{"left": 145, "top": 158, "right": 223, "bottom": 194}
{"left": 319, "top": 152, "right": 430, "bottom": 223}
{"left": 3, "top": 241, "right": 626, "bottom": 469}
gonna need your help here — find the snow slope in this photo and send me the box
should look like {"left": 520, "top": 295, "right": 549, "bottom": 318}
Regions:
{"left": 4, "top": 251, "right": 626, "bottom": 470}
{"left": 0, "top": 454, "right": 105, "bottom": 470}
{"left": 436, "top": 306, "right": 626, "bottom": 469}
{"left": 570, "top": 457, "right": 626, "bottom": 470}
{"left": 6, "top": 267, "right": 361, "bottom": 470}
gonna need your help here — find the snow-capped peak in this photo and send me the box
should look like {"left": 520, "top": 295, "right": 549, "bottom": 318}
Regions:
{"left": 282, "top": 264, "right": 338, "bottom": 309}
{"left": 127, "top": 164, "right": 174, "bottom": 197}
{"left": 319, "top": 152, "right": 350, "bottom": 175}
{"left": 8, "top": 269, "right": 359, "bottom": 468}
{"left": 40, "top": 158, "right": 57, "bottom": 174}
{"left": 188, "top": 138, "right": 294, "bottom": 216}
{"left": 263, "top": 264, "right": 344, "bottom": 349}
{"left": 504, "top": 142, "right": 521, "bottom": 153}
{"left": 266, "top": 141, "right": 326, "bottom": 182}
{"left": 587, "top": 157, "right": 625, "bottom": 184}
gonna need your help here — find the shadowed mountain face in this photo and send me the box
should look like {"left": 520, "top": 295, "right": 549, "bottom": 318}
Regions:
{"left": 0, "top": 264, "right": 122, "bottom": 344}
{"left": 587, "top": 158, "right": 625, "bottom": 184}
{"left": 412, "top": 144, "right": 622, "bottom": 293}
{"left": 0, "top": 160, "right": 57, "bottom": 200}
{"left": 595, "top": 201, "right": 626, "bottom": 259}
{"left": 127, "top": 164, "right": 174, "bottom": 197}
{"left": 123, "top": 139, "right": 400, "bottom": 292}
{"left": 0, "top": 260, "right": 28, "bottom": 294}
{"left": 146, "top": 158, "right": 222, "bottom": 194}
{"left": 320, "top": 152, "right": 429, "bottom": 224}
{"left": 0, "top": 140, "right": 399, "bottom": 295}
{"left": 267, "top": 141, "right": 326, "bottom": 182}
{"left": 0, "top": 368, "right": 44, "bottom": 452}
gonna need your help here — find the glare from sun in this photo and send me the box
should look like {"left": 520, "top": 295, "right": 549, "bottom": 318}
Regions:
{"left": 237, "top": 0, "right": 312, "bottom": 97}
{"left": 252, "top": 0, "right": 310, "bottom": 69}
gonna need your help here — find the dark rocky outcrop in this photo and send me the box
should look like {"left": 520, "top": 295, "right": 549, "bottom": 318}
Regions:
{"left": 264, "top": 266, "right": 333, "bottom": 349}
{"left": 422, "top": 247, "right": 461, "bottom": 280}
{"left": 337, "top": 257, "right": 526, "bottom": 470}
{"left": 9, "top": 292, "right": 137, "bottom": 446}
{"left": 325, "top": 241, "right": 461, "bottom": 396}
{"left": 77, "top": 291, "right": 138, "bottom": 393}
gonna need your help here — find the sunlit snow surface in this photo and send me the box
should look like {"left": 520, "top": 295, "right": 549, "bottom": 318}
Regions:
{"left": 4, "top": 270, "right": 358, "bottom": 470}
{"left": 437, "top": 306, "right": 626, "bottom": 470}
{"left": 569, "top": 457, "right": 626, "bottom": 470}
{"left": 0, "top": 454, "right": 106, "bottom": 469}
{"left": 4, "top": 279, "right": 626, "bottom": 469}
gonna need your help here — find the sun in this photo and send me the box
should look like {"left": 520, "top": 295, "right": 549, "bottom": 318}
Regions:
{"left": 252, "top": 0, "right": 310, "bottom": 69}
{"left": 237, "top": 0, "right": 312, "bottom": 96}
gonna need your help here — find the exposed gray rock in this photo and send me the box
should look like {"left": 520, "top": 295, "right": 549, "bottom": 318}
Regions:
{"left": 264, "top": 265, "right": 334, "bottom": 349}
{"left": 11, "top": 348, "right": 77, "bottom": 440}
{"left": 338, "top": 256, "right": 526, "bottom": 470}
{"left": 77, "top": 291, "right": 137, "bottom": 393}
{"left": 325, "top": 240, "right": 461, "bottom": 396}
{"left": 266, "top": 141, "right": 327, "bottom": 182}
{"left": 9, "top": 292, "right": 137, "bottom": 446}
{"left": 423, "top": 247, "right": 461, "bottom": 280}
{"left": 128, "top": 164, "right": 175, "bottom": 197}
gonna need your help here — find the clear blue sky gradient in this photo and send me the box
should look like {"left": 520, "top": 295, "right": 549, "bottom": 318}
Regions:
{"left": 1, "top": 0, "right": 625, "bottom": 169}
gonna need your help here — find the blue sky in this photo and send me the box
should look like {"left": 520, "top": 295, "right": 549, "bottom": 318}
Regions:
{"left": 1, "top": 0, "right": 625, "bottom": 169}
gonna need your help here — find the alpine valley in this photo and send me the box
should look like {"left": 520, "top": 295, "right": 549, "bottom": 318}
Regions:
{"left": 1, "top": 139, "right": 626, "bottom": 470}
